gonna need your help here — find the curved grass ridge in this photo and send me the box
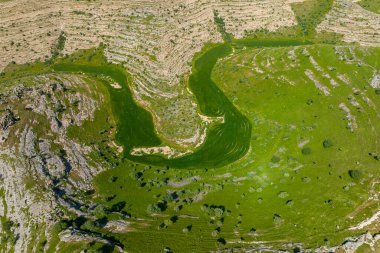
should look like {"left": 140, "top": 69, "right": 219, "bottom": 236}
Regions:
{"left": 54, "top": 39, "right": 312, "bottom": 169}
{"left": 55, "top": 44, "right": 251, "bottom": 168}
{"left": 140, "top": 43, "right": 251, "bottom": 168}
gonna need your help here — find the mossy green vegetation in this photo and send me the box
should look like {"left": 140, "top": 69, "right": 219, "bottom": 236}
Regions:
{"left": 291, "top": 0, "right": 334, "bottom": 36}
{"left": 358, "top": 0, "right": 380, "bottom": 14}
{"left": 213, "top": 10, "right": 233, "bottom": 42}
{"left": 243, "top": 0, "right": 336, "bottom": 43}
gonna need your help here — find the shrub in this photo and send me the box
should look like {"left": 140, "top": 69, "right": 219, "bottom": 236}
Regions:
{"left": 174, "top": 204, "right": 183, "bottom": 212}
{"left": 108, "top": 176, "right": 118, "bottom": 183}
{"left": 57, "top": 31, "right": 66, "bottom": 51}
{"left": 273, "top": 214, "right": 283, "bottom": 226}
{"left": 217, "top": 237, "right": 226, "bottom": 246}
{"left": 80, "top": 220, "right": 99, "bottom": 231}
{"left": 93, "top": 205, "right": 107, "bottom": 218}
{"left": 147, "top": 203, "right": 161, "bottom": 214}
{"left": 54, "top": 102, "right": 65, "bottom": 113}
{"left": 157, "top": 201, "right": 168, "bottom": 212}
{"left": 212, "top": 229, "right": 219, "bottom": 237}
{"left": 277, "top": 191, "right": 289, "bottom": 198}
{"left": 323, "top": 139, "right": 333, "bottom": 148}
{"left": 111, "top": 201, "right": 126, "bottom": 212}
{"left": 134, "top": 172, "right": 143, "bottom": 180}
{"left": 105, "top": 195, "right": 116, "bottom": 202}
{"left": 271, "top": 155, "right": 281, "bottom": 163}
{"left": 286, "top": 200, "right": 294, "bottom": 207}
{"left": 163, "top": 219, "right": 173, "bottom": 226}
{"left": 348, "top": 170, "right": 362, "bottom": 180}
{"left": 293, "top": 247, "right": 302, "bottom": 253}
{"left": 182, "top": 225, "right": 192, "bottom": 233}
{"left": 301, "top": 147, "right": 311, "bottom": 155}
{"left": 170, "top": 216, "right": 178, "bottom": 224}
{"left": 214, "top": 208, "right": 224, "bottom": 218}
{"left": 56, "top": 148, "right": 66, "bottom": 157}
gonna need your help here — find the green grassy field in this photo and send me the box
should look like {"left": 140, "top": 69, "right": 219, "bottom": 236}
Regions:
{"left": 87, "top": 44, "right": 380, "bottom": 252}
{"left": 1, "top": 19, "right": 380, "bottom": 253}
{"left": 358, "top": 0, "right": 380, "bottom": 14}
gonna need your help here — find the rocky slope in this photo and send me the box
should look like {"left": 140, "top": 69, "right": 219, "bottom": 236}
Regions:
{"left": 0, "top": 73, "right": 106, "bottom": 251}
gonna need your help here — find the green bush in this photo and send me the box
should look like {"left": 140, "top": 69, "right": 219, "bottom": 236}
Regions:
{"left": 147, "top": 203, "right": 161, "bottom": 214}
{"left": 271, "top": 155, "right": 281, "bottom": 163}
{"left": 301, "top": 147, "right": 311, "bottom": 155}
{"left": 93, "top": 205, "right": 107, "bottom": 218}
{"left": 323, "top": 139, "right": 333, "bottom": 148}
{"left": 217, "top": 237, "right": 226, "bottom": 246}
{"left": 54, "top": 102, "right": 65, "bottom": 113}
{"left": 214, "top": 208, "right": 224, "bottom": 217}
{"left": 80, "top": 220, "right": 99, "bottom": 231}
{"left": 348, "top": 170, "right": 362, "bottom": 180}
{"left": 273, "top": 213, "right": 283, "bottom": 225}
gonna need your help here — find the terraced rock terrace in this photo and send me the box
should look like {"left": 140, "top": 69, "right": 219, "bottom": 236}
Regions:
{"left": 1, "top": 0, "right": 380, "bottom": 252}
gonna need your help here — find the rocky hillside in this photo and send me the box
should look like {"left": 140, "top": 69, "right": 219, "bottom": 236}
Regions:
{"left": 0, "top": 73, "right": 108, "bottom": 251}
